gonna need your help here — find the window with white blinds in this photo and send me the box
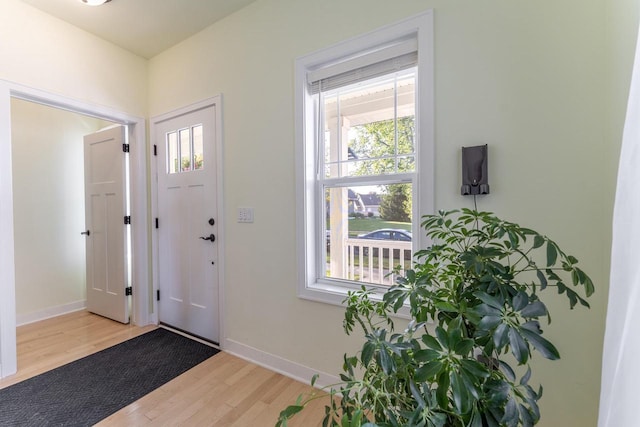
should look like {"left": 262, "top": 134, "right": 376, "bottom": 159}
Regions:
{"left": 295, "top": 11, "right": 434, "bottom": 306}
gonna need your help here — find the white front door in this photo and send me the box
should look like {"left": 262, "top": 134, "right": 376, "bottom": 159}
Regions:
{"left": 156, "top": 105, "right": 219, "bottom": 343}
{"left": 83, "top": 125, "right": 130, "bottom": 324}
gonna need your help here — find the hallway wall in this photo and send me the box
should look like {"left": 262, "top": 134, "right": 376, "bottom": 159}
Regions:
{"left": 10, "top": 98, "right": 112, "bottom": 324}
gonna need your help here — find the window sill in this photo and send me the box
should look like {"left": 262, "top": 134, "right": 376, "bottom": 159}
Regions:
{"left": 298, "top": 279, "right": 410, "bottom": 319}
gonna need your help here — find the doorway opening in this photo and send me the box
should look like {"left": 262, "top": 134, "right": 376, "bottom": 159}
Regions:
{"left": 11, "top": 99, "right": 128, "bottom": 325}
{"left": 0, "top": 82, "right": 150, "bottom": 378}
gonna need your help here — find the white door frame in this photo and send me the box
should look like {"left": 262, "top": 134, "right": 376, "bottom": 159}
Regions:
{"left": 0, "top": 80, "right": 151, "bottom": 378}
{"left": 150, "top": 96, "right": 225, "bottom": 344}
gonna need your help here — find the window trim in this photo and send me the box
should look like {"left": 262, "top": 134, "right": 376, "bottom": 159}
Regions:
{"left": 295, "top": 10, "right": 434, "bottom": 307}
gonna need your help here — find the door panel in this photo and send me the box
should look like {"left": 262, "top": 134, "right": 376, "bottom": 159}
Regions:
{"left": 84, "top": 125, "right": 129, "bottom": 324}
{"left": 157, "top": 105, "right": 218, "bottom": 343}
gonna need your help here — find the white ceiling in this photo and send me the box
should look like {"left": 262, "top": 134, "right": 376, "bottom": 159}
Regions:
{"left": 20, "top": 0, "right": 256, "bottom": 59}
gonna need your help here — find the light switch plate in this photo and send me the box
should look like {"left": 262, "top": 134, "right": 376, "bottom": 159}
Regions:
{"left": 237, "top": 207, "right": 254, "bottom": 223}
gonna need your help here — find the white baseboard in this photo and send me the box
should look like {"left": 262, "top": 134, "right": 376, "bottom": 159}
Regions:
{"left": 222, "top": 338, "right": 340, "bottom": 389}
{"left": 16, "top": 300, "right": 86, "bottom": 326}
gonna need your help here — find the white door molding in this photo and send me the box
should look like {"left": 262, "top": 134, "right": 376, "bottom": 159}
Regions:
{"left": 0, "top": 81, "right": 17, "bottom": 378}
{"left": 0, "top": 80, "right": 151, "bottom": 378}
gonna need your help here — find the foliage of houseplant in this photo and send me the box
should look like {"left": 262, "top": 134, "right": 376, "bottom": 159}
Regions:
{"left": 277, "top": 209, "right": 594, "bottom": 427}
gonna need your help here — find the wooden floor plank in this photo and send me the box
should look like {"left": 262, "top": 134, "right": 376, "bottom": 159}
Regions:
{"left": 0, "top": 311, "right": 329, "bottom": 426}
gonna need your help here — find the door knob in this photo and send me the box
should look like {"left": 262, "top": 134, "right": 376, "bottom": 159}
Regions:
{"left": 81, "top": 230, "right": 91, "bottom": 236}
{"left": 200, "top": 234, "right": 215, "bottom": 242}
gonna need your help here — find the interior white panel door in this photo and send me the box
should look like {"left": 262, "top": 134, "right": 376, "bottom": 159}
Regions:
{"left": 83, "top": 125, "right": 129, "bottom": 324}
{"left": 157, "top": 105, "right": 218, "bottom": 343}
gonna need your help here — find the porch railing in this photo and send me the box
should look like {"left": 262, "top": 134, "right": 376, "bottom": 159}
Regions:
{"left": 344, "top": 238, "right": 412, "bottom": 286}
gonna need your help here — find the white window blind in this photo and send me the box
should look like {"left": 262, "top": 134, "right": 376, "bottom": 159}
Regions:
{"left": 307, "top": 38, "right": 418, "bottom": 94}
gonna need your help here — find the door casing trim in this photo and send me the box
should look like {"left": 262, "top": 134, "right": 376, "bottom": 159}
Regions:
{"left": 149, "top": 95, "right": 226, "bottom": 348}
{"left": 0, "top": 80, "right": 151, "bottom": 378}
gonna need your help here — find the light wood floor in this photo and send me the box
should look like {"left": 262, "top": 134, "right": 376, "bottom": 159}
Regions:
{"left": 0, "top": 311, "right": 328, "bottom": 426}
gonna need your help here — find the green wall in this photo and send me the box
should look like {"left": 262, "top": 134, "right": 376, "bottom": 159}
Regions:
{"left": 146, "top": 0, "right": 632, "bottom": 425}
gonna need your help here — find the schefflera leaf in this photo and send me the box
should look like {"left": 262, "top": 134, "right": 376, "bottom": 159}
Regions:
{"left": 519, "top": 322, "right": 560, "bottom": 360}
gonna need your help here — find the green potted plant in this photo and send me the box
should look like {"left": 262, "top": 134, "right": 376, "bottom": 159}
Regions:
{"left": 277, "top": 209, "right": 594, "bottom": 427}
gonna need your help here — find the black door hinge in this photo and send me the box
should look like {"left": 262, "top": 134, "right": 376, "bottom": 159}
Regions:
{"left": 125, "top": 286, "right": 133, "bottom": 296}
{"left": 156, "top": 290, "right": 160, "bottom": 301}
{"left": 123, "top": 143, "right": 130, "bottom": 153}
{"left": 124, "top": 216, "right": 131, "bottom": 225}
{"left": 153, "top": 144, "right": 157, "bottom": 156}
{"left": 155, "top": 218, "right": 159, "bottom": 229}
